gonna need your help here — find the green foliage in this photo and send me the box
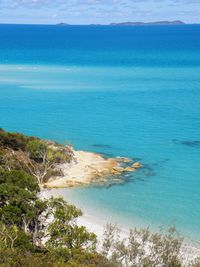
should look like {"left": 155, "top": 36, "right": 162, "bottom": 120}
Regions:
{"left": 0, "top": 169, "right": 49, "bottom": 251}
{"left": 0, "top": 223, "right": 32, "bottom": 251}
{"left": 0, "top": 169, "right": 39, "bottom": 192}
{"left": 0, "top": 129, "right": 200, "bottom": 267}
{"left": 25, "top": 139, "right": 72, "bottom": 184}
{"left": 0, "top": 248, "right": 115, "bottom": 267}
{"left": 0, "top": 223, "right": 19, "bottom": 250}
{"left": 26, "top": 139, "right": 72, "bottom": 164}
{"left": 0, "top": 249, "right": 60, "bottom": 267}
{"left": 48, "top": 147, "right": 72, "bottom": 164}
{"left": 0, "top": 128, "right": 35, "bottom": 151}
{"left": 0, "top": 168, "right": 101, "bottom": 266}
{"left": 101, "top": 224, "right": 184, "bottom": 267}
{"left": 0, "top": 170, "right": 39, "bottom": 226}
{"left": 26, "top": 140, "right": 48, "bottom": 162}
{"left": 0, "top": 129, "right": 73, "bottom": 184}
{"left": 47, "top": 197, "right": 97, "bottom": 254}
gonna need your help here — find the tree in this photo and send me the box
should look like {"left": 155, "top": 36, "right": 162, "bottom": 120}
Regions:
{"left": 0, "top": 170, "right": 39, "bottom": 228}
{"left": 0, "top": 170, "right": 48, "bottom": 247}
{"left": 0, "top": 223, "right": 18, "bottom": 250}
{"left": 25, "top": 140, "right": 72, "bottom": 185}
{"left": 25, "top": 140, "right": 55, "bottom": 184}
{"left": 47, "top": 197, "right": 97, "bottom": 258}
{"left": 101, "top": 224, "right": 183, "bottom": 267}
{"left": 0, "top": 129, "right": 73, "bottom": 184}
{"left": 1, "top": 129, "right": 200, "bottom": 267}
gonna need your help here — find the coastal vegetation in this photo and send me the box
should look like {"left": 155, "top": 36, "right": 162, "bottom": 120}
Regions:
{"left": 0, "top": 129, "right": 200, "bottom": 266}
{"left": 0, "top": 128, "right": 73, "bottom": 185}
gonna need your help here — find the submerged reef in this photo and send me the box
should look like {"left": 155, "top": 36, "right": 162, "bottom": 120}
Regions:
{"left": 173, "top": 139, "right": 200, "bottom": 148}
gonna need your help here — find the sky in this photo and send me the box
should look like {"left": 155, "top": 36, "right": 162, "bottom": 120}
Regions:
{"left": 0, "top": 0, "right": 199, "bottom": 25}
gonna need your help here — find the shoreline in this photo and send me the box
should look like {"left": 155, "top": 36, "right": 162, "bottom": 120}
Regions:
{"left": 41, "top": 188, "right": 200, "bottom": 263}
{"left": 38, "top": 143, "right": 200, "bottom": 263}
{"left": 44, "top": 149, "right": 142, "bottom": 188}
{"left": 78, "top": 213, "right": 200, "bottom": 265}
{"left": 78, "top": 213, "right": 200, "bottom": 264}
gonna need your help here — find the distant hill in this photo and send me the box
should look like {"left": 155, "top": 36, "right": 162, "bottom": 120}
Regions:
{"left": 56, "top": 22, "right": 70, "bottom": 26}
{"left": 110, "top": 20, "right": 185, "bottom": 26}
{"left": 56, "top": 20, "right": 185, "bottom": 26}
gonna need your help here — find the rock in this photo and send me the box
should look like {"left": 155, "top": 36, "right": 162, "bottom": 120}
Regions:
{"left": 116, "top": 157, "right": 132, "bottom": 163}
{"left": 132, "top": 162, "right": 142, "bottom": 168}
{"left": 90, "top": 169, "right": 97, "bottom": 174}
{"left": 101, "top": 168, "right": 110, "bottom": 174}
{"left": 112, "top": 170, "right": 121, "bottom": 175}
{"left": 112, "top": 167, "right": 124, "bottom": 172}
{"left": 123, "top": 158, "right": 132, "bottom": 163}
{"left": 95, "top": 172, "right": 103, "bottom": 177}
{"left": 124, "top": 167, "right": 136, "bottom": 172}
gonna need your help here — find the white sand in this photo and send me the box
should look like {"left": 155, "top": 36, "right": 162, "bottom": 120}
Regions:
{"left": 78, "top": 212, "right": 200, "bottom": 264}
{"left": 41, "top": 149, "right": 200, "bottom": 264}
{"left": 41, "top": 189, "right": 200, "bottom": 264}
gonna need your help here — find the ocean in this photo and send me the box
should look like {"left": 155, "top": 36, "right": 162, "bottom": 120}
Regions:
{"left": 0, "top": 24, "right": 200, "bottom": 244}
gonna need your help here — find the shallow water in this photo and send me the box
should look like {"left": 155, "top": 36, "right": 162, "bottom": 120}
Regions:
{"left": 0, "top": 24, "right": 200, "bottom": 243}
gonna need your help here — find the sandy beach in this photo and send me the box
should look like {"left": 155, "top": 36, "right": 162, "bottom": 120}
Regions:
{"left": 71, "top": 207, "right": 200, "bottom": 265}
{"left": 79, "top": 213, "right": 200, "bottom": 263}
{"left": 41, "top": 187, "right": 200, "bottom": 265}
{"left": 44, "top": 149, "right": 141, "bottom": 188}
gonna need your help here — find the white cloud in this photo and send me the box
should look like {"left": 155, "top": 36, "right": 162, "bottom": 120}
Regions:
{"left": 0, "top": 0, "right": 199, "bottom": 24}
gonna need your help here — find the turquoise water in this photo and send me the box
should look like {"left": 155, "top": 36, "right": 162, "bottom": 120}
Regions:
{"left": 0, "top": 24, "right": 200, "bottom": 243}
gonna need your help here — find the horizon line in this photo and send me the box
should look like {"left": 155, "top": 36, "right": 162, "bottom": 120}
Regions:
{"left": 1, "top": 22, "right": 200, "bottom": 26}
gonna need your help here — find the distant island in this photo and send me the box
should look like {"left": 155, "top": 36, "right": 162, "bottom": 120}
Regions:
{"left": 109, "top": 20, "right": 185, "bottom": 26}
{"left": 57, "top": 20, "right": 185, "bottom": 26}
{"left": 56, "top": 22, "right": 70, "bottom": 26}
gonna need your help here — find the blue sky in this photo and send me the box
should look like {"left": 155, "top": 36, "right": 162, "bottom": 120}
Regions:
{"left": 0, "top": 0, "right": 199, "bottom": 24}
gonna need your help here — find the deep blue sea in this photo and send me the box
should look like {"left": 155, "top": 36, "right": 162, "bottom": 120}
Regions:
{"left": 0, "top": 24, "right": 200, "bottom": 243}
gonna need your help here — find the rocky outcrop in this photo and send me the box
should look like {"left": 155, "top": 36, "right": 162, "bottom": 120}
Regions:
{"left": 44, "top": 151, "right": 142, "bottom": 188}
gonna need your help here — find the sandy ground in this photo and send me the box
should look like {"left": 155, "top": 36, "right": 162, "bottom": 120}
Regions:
{"left": 41, "top": 189, "right": 200, "bottom": 264}
{"left": 42, "top": 149, "right": 200, "bottom": 262}
{"left": 44, "top": 150, "right": 140, "bottom": 188}
{"left": 77, "top": 214, "right": 200, "bottom": 265}
{"left": 41, "top": 184, "right": 200, "bottom": 265}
